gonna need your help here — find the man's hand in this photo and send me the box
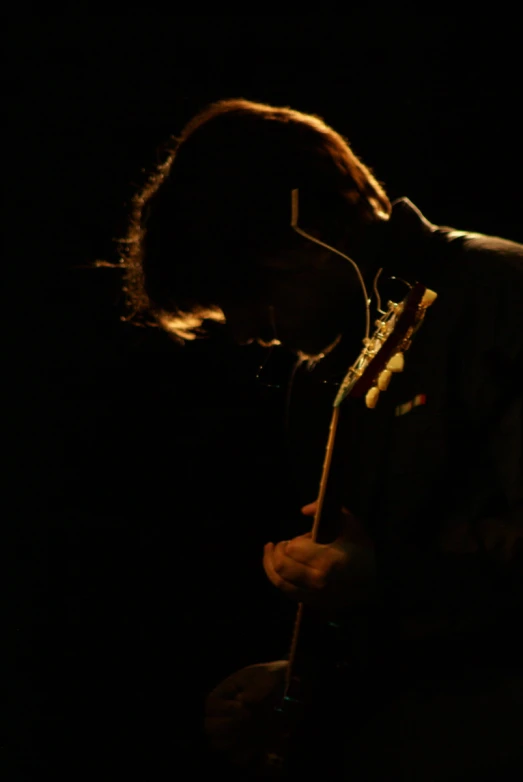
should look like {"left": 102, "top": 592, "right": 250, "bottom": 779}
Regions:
{"left": 262, "top": 501, "right": 377, "bottom": 612}
{"left": 204, "top": 661, "right": 288, "bottom": 768}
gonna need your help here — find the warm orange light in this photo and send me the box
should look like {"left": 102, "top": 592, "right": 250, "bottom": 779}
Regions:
{"left": 158, "top": 306, "right": 225, "bottom": 340}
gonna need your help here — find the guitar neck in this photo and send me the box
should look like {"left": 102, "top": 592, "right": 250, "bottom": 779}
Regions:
{"left": 283, "top": 403, "right": 348, "bottom": 699}
{"left": 311, "top": 404, "right": 346, "bottom": 544}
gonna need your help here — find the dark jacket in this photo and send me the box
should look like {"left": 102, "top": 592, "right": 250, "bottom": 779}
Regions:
{"left": 288, "top": 198, "right": 523, "bottom": 674}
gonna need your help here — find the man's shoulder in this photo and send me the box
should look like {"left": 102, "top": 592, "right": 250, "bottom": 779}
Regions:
{"left": 389, "top": 198, "right": 523, "bottom": 285}
{"left": 434, "top": 226, "right": 523, "bottom": 300}
{"left": 437, "top": 226, "right": 523, "bottom": 264}
{"left": 433, "top": 227, "right": 523, "bottom": 364}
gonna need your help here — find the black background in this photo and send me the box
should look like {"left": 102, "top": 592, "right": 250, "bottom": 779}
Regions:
{"left": 7, "top": 13, "right": 523, "bottom": 779}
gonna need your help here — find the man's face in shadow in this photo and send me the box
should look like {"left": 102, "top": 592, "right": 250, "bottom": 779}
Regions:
{"left": 218, "top": 242, "right": 369, "bottom": 360}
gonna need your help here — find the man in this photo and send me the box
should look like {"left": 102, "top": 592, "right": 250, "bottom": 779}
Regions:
{"left": 122, "top": 99, "right": 523, "bottom": 779}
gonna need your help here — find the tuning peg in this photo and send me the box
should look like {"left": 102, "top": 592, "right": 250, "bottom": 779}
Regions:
{"left": 377, "top": 369, "right": 392, "bottom": 390}
{"left": 386, "top": 352, "right": 404, "bottom": 373}
{"left": 365, "top": 386, "right": 380, "bottom": 408}
{"left": 421, "top": 288, "right": 438, "bottom": 307}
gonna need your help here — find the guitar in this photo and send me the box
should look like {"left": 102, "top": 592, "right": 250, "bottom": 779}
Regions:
{"left": 260, "top": 280, "right": 438, "bottom": 777}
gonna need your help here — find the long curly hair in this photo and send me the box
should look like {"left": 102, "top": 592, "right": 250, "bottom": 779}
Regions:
{"left": 119, "top": 98, "right": 391, "bottom": 341}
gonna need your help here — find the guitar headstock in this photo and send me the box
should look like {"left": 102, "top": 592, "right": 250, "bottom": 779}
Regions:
{"left": 333, "top": 282, "right": 437, "bottom": 409}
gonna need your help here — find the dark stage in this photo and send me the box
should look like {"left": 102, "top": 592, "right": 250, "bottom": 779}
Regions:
{"left": 7, "top": 14, "right": 523, "bottom": 779}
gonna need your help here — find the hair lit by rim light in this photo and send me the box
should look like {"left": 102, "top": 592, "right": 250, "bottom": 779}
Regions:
{"left": 157, "top": 307, "right": 226, "bottom": 340}
{"left": 119, "top": 150, "right": 226, "bottom": 340}
{"left": 118, "top": 98, "right": 391, "bottom": 342}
